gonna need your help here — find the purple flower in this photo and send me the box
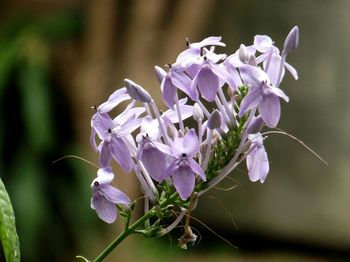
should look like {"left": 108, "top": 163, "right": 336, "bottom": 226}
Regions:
{"left": 246, "top": 134, "right": 269, "bottom": 183}
{"left": 238, "top": 65, "right": 289, "bottom": 128}
{"left": 163, "top": 129, "right": 206, "bottom": 200}
{"left": 136, "top": 116, "right": 172, "bottom": 182}
{"left": 91, "top": 167, "right": 131, "bottom": 223}
{"left": 97, "top": 87, "right": 131, "bottom": 114}
{"left": 254, "top": 35, "right": 298, "bottom": 83}
{"left": 91, "top": 109, "right": 142, "bottom": 172}
{"left": 161, "top": 97, "right": 194, "bottom": 123}
{"left": 190, "top": 48, "right": 228, "bottom": 102}
{"left": 174, "top": 36, "right": 225, "bottom": 69}
{"left": 161, "top": 67, "right": 197, "bottom": 108}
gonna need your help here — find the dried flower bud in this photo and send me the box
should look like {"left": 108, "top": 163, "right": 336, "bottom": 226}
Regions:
{"left": 207, "top": 110, "right": 222, "bottom": 130}
{"left": 193, "top": 103, "right": 204, "bottom": 122}
{"left": 283, "top": 26, "right": 299, "bottom": 55}
{"left": 200, "top": 143, "right": 207, "bottom": 155}
{"left": 124, "top": 78, "right": 152, "bottom": 103}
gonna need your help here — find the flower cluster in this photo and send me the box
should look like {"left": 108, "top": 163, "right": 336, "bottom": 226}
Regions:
{"left": 88, "top": 27, "right": 299, "bottom": 248}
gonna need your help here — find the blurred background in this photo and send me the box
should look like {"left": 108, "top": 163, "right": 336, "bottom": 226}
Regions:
{"left": 0, "top": 0, "right": 349, "bottom": 261}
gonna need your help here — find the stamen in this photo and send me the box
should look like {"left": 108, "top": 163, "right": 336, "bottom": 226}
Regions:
{"left": 186, "top": 37, "right": 190, "bottom": 47}
{"left": 175, "top": 93, "right": 185, "bottom": 133}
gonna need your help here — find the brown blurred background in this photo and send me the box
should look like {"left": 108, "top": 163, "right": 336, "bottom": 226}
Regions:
{"left": 0, "top": 0, "right": 349, "bottom": 261}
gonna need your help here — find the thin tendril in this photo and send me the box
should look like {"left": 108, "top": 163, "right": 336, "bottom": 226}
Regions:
{"left": 214, "top": 185, "right": 238, "bottom": 191}
{"left": 178, "top": 212, "right": 238, "bottom": 249}
{"left": 262, "top": 128, "right": 328, "bottom": 166}
{"left": 52, "top": 155, "right": 99, "bottom": 169}
{"left": 206, "top": 195, "right": 239, "bottom": 229}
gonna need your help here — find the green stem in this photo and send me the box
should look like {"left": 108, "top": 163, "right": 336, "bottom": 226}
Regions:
{"left": 93, "top": 210, "right": 154, "bottom": 262}
{"left": 93, "top": 192, "right": 179, "bottom": 262}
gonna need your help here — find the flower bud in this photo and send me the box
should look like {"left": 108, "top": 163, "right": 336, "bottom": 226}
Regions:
{"left": 167, "top": 124, "right": 177, "bottom": 140}
{"left": 247, "top": 115, "right": 264, "bottom": 134}
{"left": 200, "top": 143, "right": 206, "bottom": 155}
{"left": 193, "top": 103, "right": 204, "bottom": 122}
{"left": 247, "top": 54, "right": 257, "bottom": 66}
{"left": 124, "top": 78, "right": 152, "bottom": 103}
{"left": 283, "top": 26, "right": 299, "bottom": 55}
{"left": 227, "top": 86, "right": 235, "bottom": 100}
{"left": 238, "top": 44, "right": 249, "bottom": 63}
{"left": 154, "top": 66, "right": 167, "bottom": 84}
{"left": 207, "top": 110, "right": 222, "bottom": 130}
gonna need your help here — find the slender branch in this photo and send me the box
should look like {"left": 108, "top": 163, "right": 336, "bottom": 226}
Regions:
{"left": 93, "top": 210, "right": 155, "bottom": 262}
{"left": 93, "top": 191, "right": 179, "bottom": 261}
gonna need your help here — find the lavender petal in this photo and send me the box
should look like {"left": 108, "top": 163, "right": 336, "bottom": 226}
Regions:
{"left": 258, "top": 95, "right": 281, "bottom": 128}
{"left": 161, "top": 76, "right": 176, "bottom": 109}
{"left": 182, "top": 129, "right": 199, "bottom": 157}
{"left": 238, "top": 89, "right": 263, "bottom": 117}
{"left": 109, "top": 137, "right": 133, "bottom": 173}
{"left": 188, "top": 159, "right": 206, "bottom": 181}
{"left": 172, "top": 167, "right": 195, "bottom": 200}
{"left": 91, "top": 193, "right": 117, "bottom": 224}
{"left": 100, "top": 184, "right": 130, "bottom": 205}
{"left": 195, "top": 66, "right": 219, "bottom": 102}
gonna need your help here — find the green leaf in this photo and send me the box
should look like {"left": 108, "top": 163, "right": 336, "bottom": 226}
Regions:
{"left": 0, "top": 178, "right": 20, "bottom": 262}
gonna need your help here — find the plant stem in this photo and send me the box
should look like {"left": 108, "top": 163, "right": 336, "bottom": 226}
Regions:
{"left": 93, "top": 211, "right": 154, "bottom": 262}
{"left": 93, "top": 192, "right": 179, "bottom": 261}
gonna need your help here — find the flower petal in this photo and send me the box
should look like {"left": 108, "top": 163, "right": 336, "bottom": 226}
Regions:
{"left": 265, "top": 53, "right": 283, "bottom": 86}
{"left": 100, "top": 184, "right": 130, "bottom": 205}
{"left": 162, "top": 104, "right": 194, "bottom": 124}
{"left": 172, "top": 167, "right": 195, "bottom": 200}
{"left": 171, "top": 71, "right": 198, "bottom": 101}
{"left": 188, "top": 159, "right": 206, "bottom": 181}
{"left": 94, "top": 166, "right": 114, "bottom": 185}
{"left": 91, "top": 193, "right": 117, "bottom": 224}
{"left": 269, "top": 86, "right": 289, "bottom": 102}
{"left": 140, "top": 116, "right": 159, "bottom": 139}
{"left": 91, "top": 112, "right": 114, "bottom": 140}
{"left": 285, "top": 62, "right": 298, "bottom": 80}
{"left": 141, "top": 147, "right": 169, "bottom": 182}
{"left": 254, "top": 35, "right": 273, "bottom": 53}
{"left": 99, "top": 140, "right": 112, "bottom": 168}
{"left": 182, "top": 129, "right": 199, "bottom": 157}
{"left": 162, "top": 160, "right": 178, "bottom": 180}
{"left": 90, "top": 127, "right": 98, "bottom": 151}
{"left": 115, "top": 118, "right": 142, "bottom": 137}
{"left": 113, "top": 107, "right": 145, "bottom": 127}
{"left": 195, "top": 66, "right": 219, "bottom": 102}
{"left": 258, "top": 95, "right": 281, "bottom": 128}
{"left": 190, "top": 36, "right": 226, "bottom": 48}
{"left": 98, "top": 93, "right": 130, "bottom": 113}
{"left": 238, "top": 89, "right": 263, "bottom": 117}
{"left": 109, "top": 137, "right": 133, "bottom": 173}
{"left": 161, "top": 76, "right": 176, "bottom": 109}
{"left": 171, "top": 137, "right": 185, "bottom": 157}
{"left": 239, "top": 65, "right": 267, "bottom": 86}
{"left": 247, "top": 145, "right": 269, "bottom": 183}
